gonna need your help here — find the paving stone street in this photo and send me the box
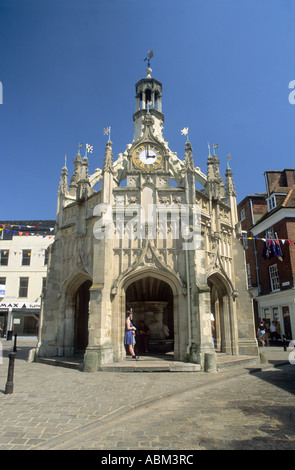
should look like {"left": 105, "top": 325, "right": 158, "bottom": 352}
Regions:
{"left": 0, "top": 337, "right": 295, "bottom": 452}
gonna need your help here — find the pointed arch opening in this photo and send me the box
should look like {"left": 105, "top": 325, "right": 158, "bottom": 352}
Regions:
{"left": 207, "top": 272, "right": 236, "bottom": 354}
{"left": 62, "top": 272, "right": 93, "bottom": 355}
{"left": 74, "top": 279, "right": 92, "bottom": 353}
{"left": 126, "top": 276, "right": 174, "bottom": 355}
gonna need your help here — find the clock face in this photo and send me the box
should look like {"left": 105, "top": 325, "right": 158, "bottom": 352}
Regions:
{"left": 132, "top": 143, "right": 163, "bottom": 170}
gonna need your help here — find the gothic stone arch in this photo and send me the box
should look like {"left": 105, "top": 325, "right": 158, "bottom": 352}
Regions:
{"left": 111, "top": 267, "right": 187, "bottom": 362}
{"left": 207, "top": 271, "right": 239, "bottom": 355}
{"left": 59, "top": 271, "right": 93, "bottom": 356}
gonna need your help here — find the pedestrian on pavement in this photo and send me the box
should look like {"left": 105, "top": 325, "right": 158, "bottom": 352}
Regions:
{"left": 270, "top": 321, "right": 278, "bottom": 342}
{"left": 124, "top": 311, "right": 139, "bottom": 359}
{"left": 257, "top": 321, "right": 265, "bottom": 347}
{"left": 276, "top": 321, "right": 281, "bottom": 340}
{"left": 263, "top": 318, "right": 270, "bottom": 346}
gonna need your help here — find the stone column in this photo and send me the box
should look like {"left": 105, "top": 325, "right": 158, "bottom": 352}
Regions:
{"left": 63, "top": 295, "right": 75, "bottom": 356}
{"left": 191, "top": 284, "right": 216, "bottom": 371}
{"left": 83, "top": 283, "right": 114, "bottom": 372}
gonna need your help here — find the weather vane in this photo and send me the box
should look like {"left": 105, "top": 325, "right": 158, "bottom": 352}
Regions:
{"left": 144, "top": 50, "right": 154, "bottom": 68}
{"left": 103, "top": 126, "right": 111, "bottom": 141}
{"left": 181, "top": 127, "right": 189, "bottom": 141}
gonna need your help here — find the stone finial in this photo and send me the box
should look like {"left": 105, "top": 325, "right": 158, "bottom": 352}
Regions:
{"left": 225, "top": 165, "right": 236, "bottom": 197}
{"left": 146, "top": 67, "right": 152, "bottom": 78}
{"left": 206, "top": 148, "right": 225, "bottom": 200}
{"left": 183, "top": 140, "right": 195, "bottom": 172}
{"left": 58, "top": 165, "right": 68, "bottom": 196}
{"left": 103, "top": 140, "right": 113, "bottom": 173}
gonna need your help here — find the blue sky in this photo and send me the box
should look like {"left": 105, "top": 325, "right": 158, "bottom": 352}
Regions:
{"left": 1, "top": 0, "right": 295, "bottom": 220}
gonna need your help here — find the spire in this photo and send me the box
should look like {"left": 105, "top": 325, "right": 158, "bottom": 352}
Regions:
{"left": 69, "top": 152, "right": 83, "bottom": 196}
{"left": 205, "top": 146, "right": 225, "bottom": 200}
{"left": 183, "top": 140, "right": 195, "bottom": 173}
{"left": 225, "top": 154, "right": 236, "bottom": 197}
{"left": 58, "top": 163, "right": 68, "bottom": 196}
{"left": 76, "top": 155, "right": 91, "bottom": 200}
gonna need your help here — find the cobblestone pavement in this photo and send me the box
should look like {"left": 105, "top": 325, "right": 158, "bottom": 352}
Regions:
{"left": 0, "top": 337, "right": 295, "bottom": 451}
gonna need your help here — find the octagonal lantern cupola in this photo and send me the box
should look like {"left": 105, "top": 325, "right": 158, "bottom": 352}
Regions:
{"left": 133, "top": 66, "right": 164, "bottom": 123}
{"left": 133, "top": 65, "right": 164, "bottom": 143}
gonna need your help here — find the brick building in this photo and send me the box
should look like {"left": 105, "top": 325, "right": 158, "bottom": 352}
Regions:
{"left": 238, "top": 169, "right": 295, "bottom": 341}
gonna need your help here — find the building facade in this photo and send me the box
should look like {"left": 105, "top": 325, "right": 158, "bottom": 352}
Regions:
{"left": 38, "top": 66, "right": 258, "bottom": 371}
{"left": 238, "top": 169, "right": 295, "bottom": 341}
{"left": 0, "top": 221, "right": 55, "bottom": 336}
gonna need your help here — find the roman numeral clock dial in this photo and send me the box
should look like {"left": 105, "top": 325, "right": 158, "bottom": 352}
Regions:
{"left": 132, "top": 143, "right": 163, "bottom": 170}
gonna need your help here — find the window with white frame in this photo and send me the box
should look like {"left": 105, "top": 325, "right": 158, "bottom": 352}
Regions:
{"left": 240, "top": 208, "right": 246, "bottom": 221}
{"left": 21, "top": 249, "right": 31, "bottom": 266}
{"left": 267, "top": 195, "right": 276, "bottom": 212}
{"left": 19, "top": 277, "right": 29, "bottom": 298}
{"left": 0, "top": 250, "right": 9, "bottom": 266}
{"left": 269, "top": 264, "right": 280, "bottom": 291}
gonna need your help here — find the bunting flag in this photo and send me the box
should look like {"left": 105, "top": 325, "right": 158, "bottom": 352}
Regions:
{"left": 240, "top": 235, "right": 291, "bottom": 262}
{"left": 241, "top": 236, "right": 294, "bottom": 244}
{"left": 0, "top": 224, "right": 55, "bottom": 238}
{"left": 0, "top": 249, "right": 49, "bottom": 256}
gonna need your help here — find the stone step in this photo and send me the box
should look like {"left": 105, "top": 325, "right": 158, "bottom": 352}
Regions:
{"left": 35, "top": 353, "right": 259, "bottom": 373}
{"left": 35, "top": 357, "right": 83, "bottom": 370}
{"left": 216, "top": 354, "right": 259, "bottom": 370}
{"left": 100, "top": 360, "right": 201, "bottom": 373}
